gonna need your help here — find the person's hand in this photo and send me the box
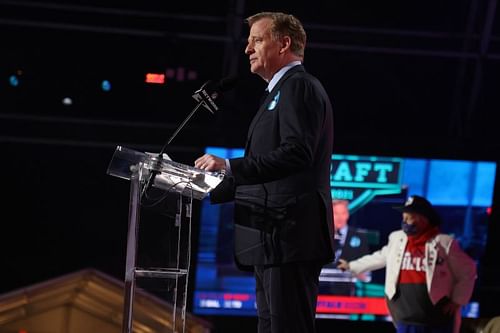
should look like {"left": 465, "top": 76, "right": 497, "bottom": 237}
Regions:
{"left": 441, "top": 300, "right": 460, "bottom": 316}
{"left": 195, "top": 154, "right": 226, "bottom": 171}
{"left": 337, "top": 259, "right": 350, "bottom": 271}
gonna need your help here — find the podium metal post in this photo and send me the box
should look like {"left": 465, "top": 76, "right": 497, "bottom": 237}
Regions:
{"left": 107, "top": 146, "right": 223, "bottom": 333}
{"left": 122, "top": 165, "right": 142, "bottom": 333}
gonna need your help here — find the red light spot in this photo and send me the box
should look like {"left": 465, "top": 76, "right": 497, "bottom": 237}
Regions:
{"left": 145, "top": 73, "right": 165, "bottom": 84}
{"left": 19, "top": 329, "right": 28, "bottom": 333}
{"left": 487, "top": 207, "right": 492, "bottom": 215}
{"left": 223, "top": 293, "right": 250, "bottom": 301}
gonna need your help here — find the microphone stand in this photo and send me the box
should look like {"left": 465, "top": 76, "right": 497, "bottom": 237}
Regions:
{"left": 141, "top": 89, "right": 213, "bottom": 200}
{"left": 159, "top": 101, "right": 206, "bottom": 157}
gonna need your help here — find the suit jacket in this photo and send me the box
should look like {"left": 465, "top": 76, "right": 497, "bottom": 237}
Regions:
{"left": 348, "top": 230, "right": 477, "bottom": 333}
{"left": 338, "top": 227, "right": 370, "bottom": 262}
{"left": 211, "top": 65, "right": 334, "bottom": 267}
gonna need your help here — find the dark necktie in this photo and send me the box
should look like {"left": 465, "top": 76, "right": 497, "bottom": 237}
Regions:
{"left": 259, "top": 89, "right": 269, "bottom": 107}
{"left": 334, "top": 230, "right": 342, "bottom": 249}
{"left": 333, "top": 230, "right": 343, "bottom": 263}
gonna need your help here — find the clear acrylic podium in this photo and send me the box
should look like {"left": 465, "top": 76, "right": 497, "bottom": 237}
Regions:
{"left": 107, "top": 146, "right": 223, "bottom": 333}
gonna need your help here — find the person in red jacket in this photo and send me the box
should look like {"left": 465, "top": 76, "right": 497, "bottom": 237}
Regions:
{"left": 338, "top": 195, "right": 476, "bottom": 333}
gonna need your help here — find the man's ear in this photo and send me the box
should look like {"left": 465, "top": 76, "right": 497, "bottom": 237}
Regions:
{"left": 279, "top": 36, "right": 292, "bottom": 54}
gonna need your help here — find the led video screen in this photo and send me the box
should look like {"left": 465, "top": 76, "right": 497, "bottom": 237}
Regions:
{"left": 193, "top": 147, "right": 496, "bottom": 321}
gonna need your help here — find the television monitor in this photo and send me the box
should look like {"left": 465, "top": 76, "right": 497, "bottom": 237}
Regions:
{"left": 192, "top": 146, "right": 496, "bottom": 321}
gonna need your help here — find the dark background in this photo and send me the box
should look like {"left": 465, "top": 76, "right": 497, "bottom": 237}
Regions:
{"left": 1, "top": 1, "right": 499, "bottom": 332}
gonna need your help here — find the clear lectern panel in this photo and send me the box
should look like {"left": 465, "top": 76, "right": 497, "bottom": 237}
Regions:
{"left": 107, "top": 145, "right": 224, "bottom": 200}
{"left": 107, "top": 145, "right": 223, "bottom": 333}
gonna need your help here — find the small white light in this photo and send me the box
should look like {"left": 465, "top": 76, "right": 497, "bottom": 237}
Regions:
{"left": 62, "top": 97, "right": 73, "bottom": 105}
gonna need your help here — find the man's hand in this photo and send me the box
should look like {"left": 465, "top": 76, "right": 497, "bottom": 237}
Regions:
{"left": 337, "top": 259, "right": 350, "bottom": 271}
{"left": 195, "top": 154, "right": 226, "bottom": 171}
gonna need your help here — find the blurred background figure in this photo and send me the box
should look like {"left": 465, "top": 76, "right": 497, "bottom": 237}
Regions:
{"left": 320, "top": 200, "right": 370, "bottom": 295}
{"left": 337, "top": 195, "right": 477, "bottom": 333}
{"left": 332, "top": 200, "right": 370, "bottom": 265}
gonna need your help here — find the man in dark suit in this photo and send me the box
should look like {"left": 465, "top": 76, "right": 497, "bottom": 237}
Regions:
{"left": 332, "top": 200, "right": 370, "bottom": 264}
{"left": 320, "top": 200, "right": 370, "bottom": 295}
{"left": 195, "top": 11, "right": 334, "bottom": 333}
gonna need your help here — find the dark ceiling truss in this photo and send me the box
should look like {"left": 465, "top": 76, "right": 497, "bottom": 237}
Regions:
{"left": 1, "top": 0, "right": 499, "bottom": 59}
{"left": 448, "top": 0, "right": 498, "bottom": 140}
{"left": 0, "top": 0, "right": 498, "bottom": 148}
{"left": 465, "top": 0, "right": 498, "bottom": 138}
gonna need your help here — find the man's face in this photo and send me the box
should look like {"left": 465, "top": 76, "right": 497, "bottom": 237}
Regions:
{"left": 245, "top": 18, "right": 283, "bottom": 81}
{"left": 333, "top": 202, "right": 350, "bottom": 230}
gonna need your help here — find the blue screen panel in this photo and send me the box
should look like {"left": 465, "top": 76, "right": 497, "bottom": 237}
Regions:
{"left": 192, "top": 147, "right": 497, "bottom": 320}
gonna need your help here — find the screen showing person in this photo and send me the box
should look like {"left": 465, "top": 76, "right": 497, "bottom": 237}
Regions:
{"left": 332, "top": 200, "right": 370, "bottom": 264}
{"left": 320, "top": 200, "right": 371, "bottom": 296}
{"left": 192, "top": 149, "right": 496, "bottom": 322}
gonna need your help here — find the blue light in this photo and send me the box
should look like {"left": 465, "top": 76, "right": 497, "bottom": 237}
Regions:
{"left": 101, "top": 80, "right": 111, "bottom": 92}
{"left": 9, "top": 75, "right": 19, "bottom": 87}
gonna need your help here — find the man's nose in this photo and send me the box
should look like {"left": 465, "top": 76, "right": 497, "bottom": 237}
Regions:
{"left": 245, "top": 44, "right": 253, "bottom": 54}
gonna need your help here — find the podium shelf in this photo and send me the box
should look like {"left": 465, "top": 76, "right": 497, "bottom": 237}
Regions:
{"left": 135, "top": 268, "right": 188, "bottom": 279}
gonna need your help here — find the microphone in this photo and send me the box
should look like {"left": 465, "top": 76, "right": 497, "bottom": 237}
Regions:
{"left": 192, "top": 76, "right": 239, "bottom": 114}
{"left": 142, "top": 75, "right": 238, "bottom": 200}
